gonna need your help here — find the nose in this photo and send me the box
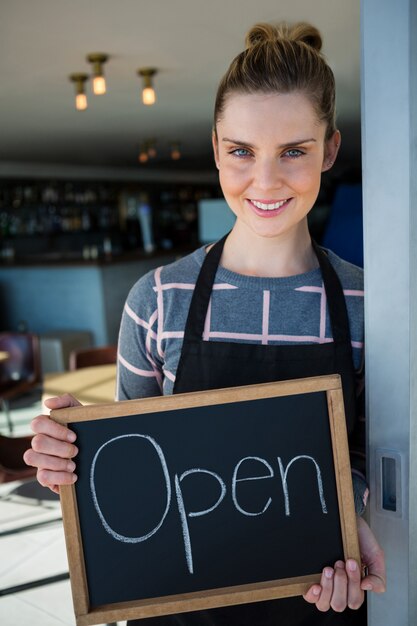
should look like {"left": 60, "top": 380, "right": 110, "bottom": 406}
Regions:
{"left": 253, "top": 156, "right": 284, "bottom": 191}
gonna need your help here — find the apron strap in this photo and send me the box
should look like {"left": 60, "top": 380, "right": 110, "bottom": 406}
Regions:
{"left": 182, "top": 235, "right": 228, "bottom": 343}
{"left": 311, "top": 241, "right": 352, "bottom": 344}
{"left": 183, "top": 235, "right": 352, "bottom": 345}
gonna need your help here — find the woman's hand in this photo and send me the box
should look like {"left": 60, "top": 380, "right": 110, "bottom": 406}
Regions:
{"left": 357, "top": 516, "right": 386, "bottom": 593}
{"left": 303, "top": 517, "right": 386, "bottom": 612}
{"left": 23, "top": 394, "right": 81, "bottom": 495}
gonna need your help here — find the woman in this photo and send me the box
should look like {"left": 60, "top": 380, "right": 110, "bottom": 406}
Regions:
{"left": 25, "top": 21, "right": 385, "bottom": 624}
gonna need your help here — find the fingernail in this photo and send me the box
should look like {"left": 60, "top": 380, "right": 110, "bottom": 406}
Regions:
{"left": 67, "top": 431, "right": 76, "bottom": 442}
{"left": 335, "top": 560, "right": 345, "bottom": 569}
{"left": 347, "top": 560, "right": 357, "bottom": 572}
{"left": 312, "top": 586, "right": 320, "bottom": 596}
{"left": 325, "top": 568, "right": 333, "bottom": 579}
{"left": 362, "top": 583, "right": 372, "bottom": 591}
{"left": 67, "top": 461, "right": 76, "bottom": 472}
{"left": 72, "top": 474, "right": 78, "bottom": 483}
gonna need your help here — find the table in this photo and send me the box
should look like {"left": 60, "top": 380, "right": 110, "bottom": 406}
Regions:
{"left": 42, "top": 364, "right": 116, "bottom": 405}
{"left": 40, "top": 366, "right": 120, "bottom": 625}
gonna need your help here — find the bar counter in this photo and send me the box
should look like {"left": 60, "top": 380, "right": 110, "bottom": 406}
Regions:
{"left": 0, "top": 250, "right": 182, "bottom": 345}
{"left": 0, "top": 248, "right": 187, "bottom": 267}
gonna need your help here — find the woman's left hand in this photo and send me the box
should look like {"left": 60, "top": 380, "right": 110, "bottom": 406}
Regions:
{"left": 303, "top": 517, "right": 386, "bottom": 612}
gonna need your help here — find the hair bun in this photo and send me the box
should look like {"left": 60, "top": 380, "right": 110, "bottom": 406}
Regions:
{"left": 245, "top": 23, "right": 278, "bottom": 48}
{"left": 245, "top": 21, "right": 323, "bottom": 53}
{"left": 286, "top": 22, "right": 323, "bottom": 51}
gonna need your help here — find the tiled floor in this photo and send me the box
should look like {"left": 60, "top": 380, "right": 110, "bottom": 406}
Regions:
{"left": 0, "top": 393, "right": 124, "bottom": 626}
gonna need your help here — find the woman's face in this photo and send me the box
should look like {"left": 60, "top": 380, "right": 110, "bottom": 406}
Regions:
{"left": 213, "top": 91, "right": 339, "bottom": 242}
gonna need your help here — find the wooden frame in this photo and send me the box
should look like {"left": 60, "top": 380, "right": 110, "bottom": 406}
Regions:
{"left": 51, "top": 374, "right": 360, "bottom": 626}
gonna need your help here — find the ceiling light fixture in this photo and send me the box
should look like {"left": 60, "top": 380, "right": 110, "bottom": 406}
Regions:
{"left": 138, "top": 145, "right": 149, "bottom": 163}
{"left": 87, "top": 53, "right": 109, "bottom": 95}
{"left": 69, "top": 73, "right": 89, "bottom": 111}
{"left": 171, "top": 142, "right": 181, "bottom": 161}
{"left": 147, "top": 139, "right": 157, "bottom": 158}
{"left": 137, "top": 68, "right": 157, "bottom": 105}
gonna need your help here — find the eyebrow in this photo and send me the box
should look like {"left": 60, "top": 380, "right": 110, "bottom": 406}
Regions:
{"left": 222, "top": 137, "right": 317, "bottom": 149}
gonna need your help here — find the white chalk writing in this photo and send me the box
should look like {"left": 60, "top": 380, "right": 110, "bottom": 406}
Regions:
{"left": 90, "top": 434, "right": 171, "bottom": 543}
{"left": 90, "top": 435, "right": 328, "bottom": 574}
{"left": 175, "top": 469, "right": 226, "bottom": 574}
{"left": 277, "top": 455, "right": 328, "bottom": 516}
{"left": 232, "top": 456, "right": 274, "bottom": 516}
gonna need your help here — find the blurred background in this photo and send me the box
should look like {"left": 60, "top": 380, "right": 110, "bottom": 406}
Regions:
{"left": 0, "top": 1, "right": 363, "bottom": 624}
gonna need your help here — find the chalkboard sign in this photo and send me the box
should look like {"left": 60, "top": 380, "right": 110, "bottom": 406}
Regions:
{"left": 52, "top": 374, "right": 360, "bottom": 626}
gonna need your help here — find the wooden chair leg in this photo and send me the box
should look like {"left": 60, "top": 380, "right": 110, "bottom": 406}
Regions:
{"left": 0, "top": 399, "right": 13, "bottom": 434}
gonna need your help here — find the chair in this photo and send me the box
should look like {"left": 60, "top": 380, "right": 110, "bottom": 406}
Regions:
{"left": 0, "top": 433, "right": 69, "bottom": 598}
{"left": 0, "top": 333, "right": 42, "bottom": 434}
{"left": 0, "top": 434, "right": 37, "bottom": 483}
{"left": 69, "top": 344, "right": 117, "bottom": 371}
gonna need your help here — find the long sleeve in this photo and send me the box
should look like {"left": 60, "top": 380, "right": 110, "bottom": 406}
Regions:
{"left": 349, "top": 352, "right": 369, "bottom": 516}
{"left": 117, "top": 270, "right": 164, "bottom": 401}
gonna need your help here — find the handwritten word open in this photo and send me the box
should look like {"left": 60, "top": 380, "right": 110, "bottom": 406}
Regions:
{"left": 90, "top": 433, "right": 327, "bottom": 575}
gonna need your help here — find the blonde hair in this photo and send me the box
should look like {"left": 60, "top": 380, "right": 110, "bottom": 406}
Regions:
{"left": 214, "top": 22, "right": 336, "bottom": 140}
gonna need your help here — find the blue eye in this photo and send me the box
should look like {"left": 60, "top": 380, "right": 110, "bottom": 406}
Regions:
{"left": 231, "top": 148, "right": 251, "bottom": 158}
{"left": 285, "top": 149, "right": 304, "bottom": 159}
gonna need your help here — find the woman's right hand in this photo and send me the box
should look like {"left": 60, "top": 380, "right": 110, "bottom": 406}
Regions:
{"left": 23, "top": 394, "right": 82, "bottom": 494}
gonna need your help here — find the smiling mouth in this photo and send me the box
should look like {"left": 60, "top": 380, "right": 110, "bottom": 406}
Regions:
{"left": 249, "top": 199, "right": 290, "bottom": 211}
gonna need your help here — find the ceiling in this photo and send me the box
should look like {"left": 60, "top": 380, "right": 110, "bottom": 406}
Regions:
{"left": 0, "top": 0, "right": 360, "bottom": 176}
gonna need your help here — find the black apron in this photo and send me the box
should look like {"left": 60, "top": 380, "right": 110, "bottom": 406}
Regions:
{"left": 130, "top": 236, "right": 366, "bottom": 626}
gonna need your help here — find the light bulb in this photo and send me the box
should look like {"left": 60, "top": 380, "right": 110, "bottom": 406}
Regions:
{"left": 76, "top": 93, "right": 88, "bottom": 111}
{"left": 93, "top": 75, "right": 106, "bottom": 95}
{"left": 69, "top": 73, "right": 89, "bottom": 111}
{"left": 137, "top": 68, "right": 158, "bottom": 106}
{"left": 87, "top": 54, "right": 109, "bottom": 96}
{"left": 171, "top": 148, "right": 181, "bottom": 160}
{"left": 142, "top": 86, "right": 156, "bottom": 106}
{"left": 139, "top": 151, "right": 149, "bottom": 163}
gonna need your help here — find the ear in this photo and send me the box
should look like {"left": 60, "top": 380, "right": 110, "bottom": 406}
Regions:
{"left": 322, "top": 130, "right": 341, "bottom": 172}
{"left": 212, "top": 130, "right": 220, "bottom": 169}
